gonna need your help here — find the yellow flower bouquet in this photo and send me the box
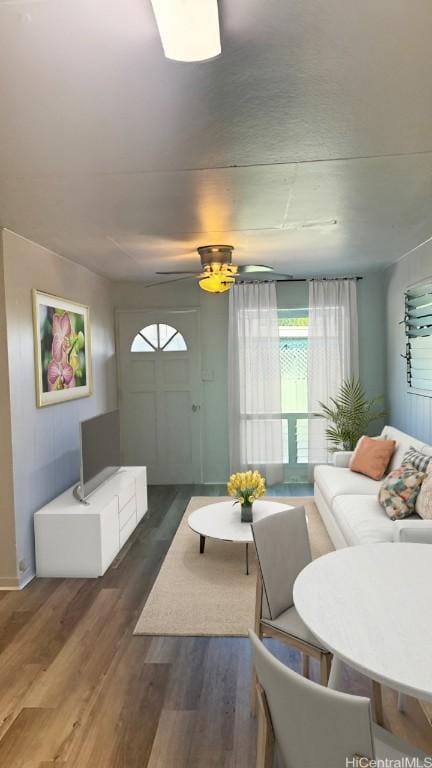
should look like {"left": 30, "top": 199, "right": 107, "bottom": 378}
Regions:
{"left": 227, "top": 470, "right": 266, "bottom": 523}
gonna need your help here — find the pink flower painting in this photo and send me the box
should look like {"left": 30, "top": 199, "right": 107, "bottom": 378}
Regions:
{"left": 33, "top": 291, "right": 90, "bottom": 406}
{"left": 47, "top": 358, "right": 75, "bottom": 391}
{"left": 52, "top": 312, "right": 72, "bottom": 363}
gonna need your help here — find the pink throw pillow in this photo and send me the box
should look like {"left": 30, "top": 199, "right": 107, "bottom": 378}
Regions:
{"left": 349, "top": 436, "right": 396, "bottom": 481}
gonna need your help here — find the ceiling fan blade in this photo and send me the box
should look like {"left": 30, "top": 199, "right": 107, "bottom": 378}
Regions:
{"left": 267, "top": 273, "right": 294, "bottom": 280}
{"left": 236, "top": 264, "right": 274, "bottom": 274}
{"left": 155, "top": 271, "right": 201, "bottom": 275}
{"left": 145, "top": 275, "right": 198, "bottom": 288}
{"left": 235, "top": 272, "right": 294, "bottom": 281}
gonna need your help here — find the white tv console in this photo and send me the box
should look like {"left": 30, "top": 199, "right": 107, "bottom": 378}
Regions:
{"left": 34, "top": 466, "right": 147, "bottom": 578}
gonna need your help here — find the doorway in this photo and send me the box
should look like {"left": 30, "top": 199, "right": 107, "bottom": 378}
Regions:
{"left": 117, "top": 309, "right": 202, "bottom": 484}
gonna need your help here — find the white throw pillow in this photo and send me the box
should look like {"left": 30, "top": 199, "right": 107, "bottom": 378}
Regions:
{"left": 416, "top": 464, "right": 432, "bottom": 519}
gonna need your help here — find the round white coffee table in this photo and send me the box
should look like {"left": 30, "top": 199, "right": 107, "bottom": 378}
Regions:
{"left": 293, "top": 543, "right": 432, "bottom": 704}
{"left": 188, "top": 499, "right": 292, "bottom": 574}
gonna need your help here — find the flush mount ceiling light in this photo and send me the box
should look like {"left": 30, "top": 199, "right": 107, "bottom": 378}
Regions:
{"left": 150, "top": 0, "right": 221, "bottom": 62}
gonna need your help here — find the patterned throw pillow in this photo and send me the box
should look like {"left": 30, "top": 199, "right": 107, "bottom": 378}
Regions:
{"left": 402, "top": 446, "right": 432, "bottom": 473}
{"left": 379, "top": 464, "right": 426, "bottom": 520}
{"left": 416, "top": 463, "right": 432, "bottom": 519}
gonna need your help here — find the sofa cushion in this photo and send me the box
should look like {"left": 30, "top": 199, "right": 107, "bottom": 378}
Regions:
{"left": 380, "top": 425, "right": 427, "bottom": 471}
{"left": 314, "top": 465, "right": 381, "bottom": 507}
{"left": 331, "top": 494, "right": 397, "bottom": 546}
{"left": 420, "top": 443, "right": 432, "bottom": 458}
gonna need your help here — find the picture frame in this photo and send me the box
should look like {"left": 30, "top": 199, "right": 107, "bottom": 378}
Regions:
{"left": 32, "top": 289, "right": 93, "bottom": 407}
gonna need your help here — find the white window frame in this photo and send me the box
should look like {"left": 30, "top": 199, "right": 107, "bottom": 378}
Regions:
{"left": 130, "top": 323, "right": 187, "bottom": 353}
{"left": 405, "top": 277, "right": 432, "bottom": 398}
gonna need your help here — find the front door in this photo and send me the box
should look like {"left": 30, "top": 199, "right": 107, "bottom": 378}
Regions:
{"left": 117, "top": 309, "right": 202, "bottom": 484}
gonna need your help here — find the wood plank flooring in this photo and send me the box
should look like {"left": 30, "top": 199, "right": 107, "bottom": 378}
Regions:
{"left": 0, "top": 485, "right": 431, "bottom": 767}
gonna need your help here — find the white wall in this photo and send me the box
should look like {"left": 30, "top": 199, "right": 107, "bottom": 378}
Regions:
{"left": 385, "top": 240, "right": 432, "bottom": 443}
{"left": 357, "top": 272, "right": 387, "bottom": 407}
{"left": 1, "top": 230, "right": 117, "bottom": 585}
{"left": 0, "top": 240, "right": 18, "bottom": 587}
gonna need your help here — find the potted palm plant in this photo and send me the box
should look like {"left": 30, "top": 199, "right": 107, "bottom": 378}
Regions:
{"left": 318, "top": 378, "right": 385, "bottom": 451}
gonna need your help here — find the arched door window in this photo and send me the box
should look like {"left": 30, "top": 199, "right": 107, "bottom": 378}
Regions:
{"left": 130, "top": 323, "right": 187, "bottom": 352}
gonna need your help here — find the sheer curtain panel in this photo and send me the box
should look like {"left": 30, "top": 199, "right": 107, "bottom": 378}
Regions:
{"left": 228, "top": 282, "right": 283, "bottom": 486}
{"left": 308, "top": 279, "right": 359, "bottom": 465}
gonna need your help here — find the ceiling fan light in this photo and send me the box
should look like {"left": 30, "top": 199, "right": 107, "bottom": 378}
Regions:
{"left": 150, "top": 0, "right": 221, "bottom": 63}
{"left": 199, "top": 273, "right": 234, "bottom": 293}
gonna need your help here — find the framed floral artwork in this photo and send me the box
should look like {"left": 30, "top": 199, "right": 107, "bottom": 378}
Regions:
{"left": 32, "top": 290, "right": 92, "bottom": 407}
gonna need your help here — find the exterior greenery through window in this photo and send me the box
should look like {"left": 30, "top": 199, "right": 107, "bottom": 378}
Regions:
{"left": 278, "top": 310, "right": 309, "bottom": 478}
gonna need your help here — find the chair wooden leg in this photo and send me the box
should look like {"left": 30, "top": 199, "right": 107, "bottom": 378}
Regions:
{"left": 327, "top": 655, "right": 344, "bottom": 690}
{"left": 251, "top": 573, "right": 264, "bottom": 716}
{"left": 372, "top": 680, "right": 384, "bottom": 726}
{"left": 302, "top": 653, "right": 310, "bottom": 679}
{"left": 256, "top": 684, "right": 275, "bottom": 768}
{"left": 251, "top": 666, "right": 258, "bottom": 717}
{"left": 320, "top": 653, "right": 332, "bottom": 686}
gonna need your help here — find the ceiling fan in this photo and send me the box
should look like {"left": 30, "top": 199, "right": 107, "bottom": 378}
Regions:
{"left": 146, "top": 245, "right": 293, "bottom": 293}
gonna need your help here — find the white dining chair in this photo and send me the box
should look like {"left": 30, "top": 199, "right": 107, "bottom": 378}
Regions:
{"left": 250, "top": 506, "right": 332, "bottom": 713}
{"left": 250, "top": 630, "right": 429, "bottom": 768}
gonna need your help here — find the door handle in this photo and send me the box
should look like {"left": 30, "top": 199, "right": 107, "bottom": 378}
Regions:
{"left": 192, "top": 404, "right": 201, "bottom": 412}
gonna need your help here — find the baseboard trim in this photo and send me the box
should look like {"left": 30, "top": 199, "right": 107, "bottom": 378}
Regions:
{"left": 0, "top": 570, "right": 35, "bottom": 591}
{"left": 0, "top": 576, "right": 21, "bottom": 590}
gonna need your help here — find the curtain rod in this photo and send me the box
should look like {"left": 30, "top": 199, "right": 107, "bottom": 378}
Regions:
{"left": 236, "top": 276, "right": 363, "bottom": 284}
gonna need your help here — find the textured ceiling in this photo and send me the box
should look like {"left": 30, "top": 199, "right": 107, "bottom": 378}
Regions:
{"left": 0, "top": 0, "right": 431, "bottom": 280}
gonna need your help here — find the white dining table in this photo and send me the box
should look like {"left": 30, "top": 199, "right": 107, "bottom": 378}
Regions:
{"left": 293, "top": 543, "right": 432, "bottom": 705}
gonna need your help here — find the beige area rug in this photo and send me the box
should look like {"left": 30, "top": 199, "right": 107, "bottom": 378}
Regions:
{"left": 134, "top": 497, "right": 334, "bottom": 637}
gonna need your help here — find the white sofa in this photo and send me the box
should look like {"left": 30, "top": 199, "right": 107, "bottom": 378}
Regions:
{"left": 314, "top": 425, "right": 432, "bottom": 549}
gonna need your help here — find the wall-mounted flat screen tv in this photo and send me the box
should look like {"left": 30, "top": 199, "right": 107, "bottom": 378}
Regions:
{"left": 78, "top": 410, "right": 121, "bottom": 500}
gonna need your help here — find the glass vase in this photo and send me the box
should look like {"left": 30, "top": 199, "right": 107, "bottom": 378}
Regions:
{"left": 241, "top": 500, "right": 253, "bottom": 523}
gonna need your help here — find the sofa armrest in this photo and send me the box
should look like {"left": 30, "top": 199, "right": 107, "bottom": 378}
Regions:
{"left": 393, "top": 519, "right": 432, "bottom": 544}
{"left": 332, "top": 451, "right": 353, "bottom": 468}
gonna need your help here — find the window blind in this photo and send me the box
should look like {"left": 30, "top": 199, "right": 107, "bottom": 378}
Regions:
{"left": 405, "top": 281, "right": 432, "bottom": 393}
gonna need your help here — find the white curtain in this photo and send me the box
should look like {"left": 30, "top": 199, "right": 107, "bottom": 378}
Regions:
{"left": 308, "top": 279, "right": 359, "bottom": 465}
{"left": 228, "top": 282, "right": 283, "bottom": 486}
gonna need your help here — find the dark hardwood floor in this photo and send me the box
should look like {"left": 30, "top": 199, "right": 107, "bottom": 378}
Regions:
{"left": 0, "top": 485, "right": 431, "bottom": 767}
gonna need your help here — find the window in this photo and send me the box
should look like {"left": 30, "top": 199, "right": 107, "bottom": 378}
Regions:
{"left": 278, "top": 309, "right": 309, "bottom": 469}
{"left": 279, "top": 310, "right": 308, "bottom": 412}
{"left": 405, "top": 281, "right": 432, "bottom": 396}
{"left": 130, "top": 323, "right": 187, "bottom": 352}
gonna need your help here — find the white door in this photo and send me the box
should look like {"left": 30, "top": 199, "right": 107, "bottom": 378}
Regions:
{"left": 117, "top": 310, "right": 202, "bottom": 484}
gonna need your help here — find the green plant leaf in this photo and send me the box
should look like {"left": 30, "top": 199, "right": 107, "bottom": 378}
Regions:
{"left": 317, "top": 378, "right": 386, "bottom": 451}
